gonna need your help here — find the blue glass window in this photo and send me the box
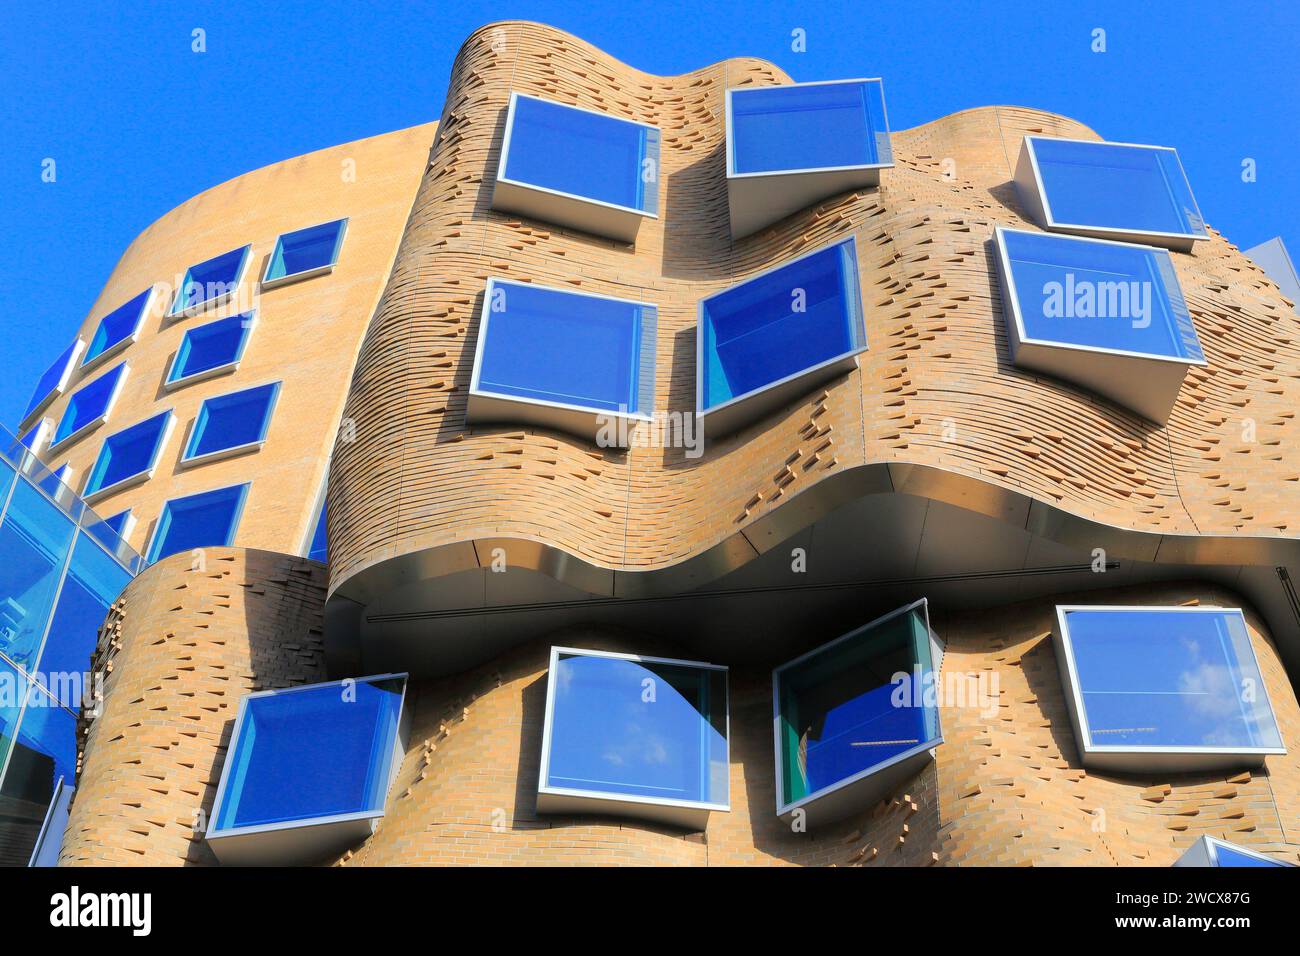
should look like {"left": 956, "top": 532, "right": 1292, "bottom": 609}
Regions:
{"left": 307, "top": 498, "right": 327, "bottom": 563}
{"left": 82, "top": 289, "right": 152, "bottom": 369}
{"left": 729, "top": 79, "right": 891, "bottom": 176}
{"left": 20, "top": 340, "right": 84, "bottom": 429}
{"left": 774, "top": 600, "right": 941, "bottom": 817}
{"left": 19, "top": 420, "right": 51, "bottom": 456}
{"left": 700, "top": 237, "right": 865, "bottom": 413}
{"left": 0, "top": 480, "right": 77, "bottom": 674}
{"left": 51, "top": 363, "right": 127, "bottom": 449}
{"left": 996, "top": 228, "right": 1203, "bottom": 360}
{"left": 1025, "top": 137, "right": 1207, "bottom": 240}
{"left": 472, "top": 279, "right": 656, "bottom": 416}
{"left": 182, "top": 383, "right": 279, "bottom": 465}
{"left": 166, "top": 312, "right": 254, "bottom": 388}
{"left": 264, "top": 220, "right": 347, "bottom": 286}
{"left": 83, "top": 411, "right": 173, "bottom": 501}
{"left": 1057, "top": 607, "right": 1284, "bottom": 760}
{"left": 210, "top": 675, "right": 406, "bottom": 834}
{"left": 500, "top": 93, "right": 658, "bottom": 214}
{"left": 3, "top": 681, "right": 77, "bottom": 807}
{"left": 540, "top": 648, "right": 729, "bottom": 810}
{"left": 146, "top": 483, "right": 249, "bottom": 564}
{"left": 169, "top": 245, "right": 250, "bottom": 316}
{"left": 1212, "top": 842, "right": 1288, "bottom": 867}
{"left": 84, "top": 508, "right": 134, "bottom": 556}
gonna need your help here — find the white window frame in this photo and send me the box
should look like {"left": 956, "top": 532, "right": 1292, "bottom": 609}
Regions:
{"left": 82, "top": 410, "right": 176, "bottom": 505}
{"left": 48, "top": 363, "right": 131, "bottom": 455}
{"left": 260, "top": 218, "right": 350, "bottom": 290}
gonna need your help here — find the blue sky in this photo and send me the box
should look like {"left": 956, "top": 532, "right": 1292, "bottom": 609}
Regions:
{"left": 2, "top": 0, "right": 1297, "bottom": 429}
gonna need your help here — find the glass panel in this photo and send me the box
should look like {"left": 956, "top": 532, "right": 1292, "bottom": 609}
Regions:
{"left": 22, "top": 340, "right": 80, "bottom": 424}
{"left": 476, "top": 281, "right": 653, "bottom": 414}
{"left": 1031, "top": 138, "right": 1206, "bottom": 237}
{"left": 168, "top": 313, "right": 253, "bottom": 384}
{"left": 266, "top": 220, "right": 345, "bottom": 281}
{"left": 503, "top": 94, "right": 657, "bottom": 213}
{"left": 53, "top": 363, "right": 125, "bottom": 446}
{"left": 83, "top": 289, "right": 151, "bottom": 366}
{"left": 0, "top": 480, "right": 77, "bottom": 673}
{"left": 84, "top": 411, "right": 171, "bottom": 497}
{"left": 731, "top": 80, "right": 890, "bottom": 175}
{"left": 701, "top": 238, "right": 865, "bottom": 409}
{"left": 1214, "top": 843, "right": 1286, "bottom": 867}
{"left": 0, "top": 457, "right": 14, "bottom": 504}
{"left": 213, "top": 676, "right": 405, "bottom": 832}
{"left": 185, "top": 383, "right": 279, "bottom": 461}
{"left": 545, "top": 652, "right": 728, "bottom": 805}
{"left": 307, "top": 499, "right": 327, "bottom": 563}
{"left": 147, "top": 484, "right": 248, "bottom": 564}
{"left": 0, "top": 658, "right": 28, "bottom": 794}
{"left": 34, "top": 533, "right": 130, "bottom": 714}
{"left": 1063, "top": 608, "right": 1283, "bottom": 751}
{"left": 1001, "top": 229, "right": 1202, "bottom": 360}
{"left": 777, "top": 605, "right": 938, "bottom": 807}
{"left": 172, "top": 246, "right": 248, "bottom": 314}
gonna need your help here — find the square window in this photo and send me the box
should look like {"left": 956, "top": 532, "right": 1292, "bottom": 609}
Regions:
{"left": 50, "top": 363, "right": 129, "bottom": 452}
{"left": 1014, "top": 136, "right": 1208, "bottom": 250}
{"left": 206, "top": 674, "right": 408, "bottom": 865}
{"left": 1053, "top": 606, "right": 1285, "bottom": 772}
{"left": 82, "top": 411, "right": 174, "bottom": 503}
{"left": 538, "top": 647, "right": 729, "bottom": 830}
{"left": 19, "top": 339, "right": 85, "bottom": 431}
{"left": 82, "top": 288, "right": 153, "bottom": 371}
{"left": 1175, "top": 835, "right": 1294, "bottom": 868}
{"left": 993, "top": 227, "right": 1205, "bottom": 422}
{"left": 165, "top": 312, "right": 254, "bottom": 389}
{"left": 182, "top": 382, "right": 280, "bottom": 466}
{"left": 168, "top": 245, "right": 250, "bottom": 317}
{"left": 468, "top": 278, "right": 657, "bottom": 444}
{"left": 493, "top": 92, "right": 660, "bottom": 243}
{"left": 726, "top": 79, "right": 892, "bottom": 238}
{"left": 262, "top": 219, "right": 348, "bottom": 289}
{"left": 145, "top": 483, "right": 249, "bottom": 564}
{"left": 773, "top": 599, "right": 942, "bottom": 827}
{"left": 698, "top": 236, "right": 865, "bottom": 438}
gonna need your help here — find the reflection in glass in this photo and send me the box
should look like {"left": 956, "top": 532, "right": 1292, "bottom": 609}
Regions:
{"left": 730, "top": 79, "right": 890, "bottom": 176}
{"left": 0, "top": 481, "right": 77, "bottom": 673}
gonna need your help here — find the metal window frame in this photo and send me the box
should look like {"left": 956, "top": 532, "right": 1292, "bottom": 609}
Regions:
{"left": 48, "top": 362, "right": 131, "bottom": 455}
{"left": 81, "top": 409, "right": 176, "bottom": 505}
{"left": 179, "top": 381, "right": 281, "bottom": 468}
{"left": 167, "top": 244, "right": 252, "bottom": 319}
{"left": 260, "top": 218, "right": 350, "bottom": 290}
{"left": 81, "top": 287, "right": 156, "bottom": 374}
{"left": 164, "top": 310, "right": 257, "bottom": 390}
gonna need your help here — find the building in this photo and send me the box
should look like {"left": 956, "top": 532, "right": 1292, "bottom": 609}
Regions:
{"left": 3, "top": 21, "right": 1299, "bottom": 867}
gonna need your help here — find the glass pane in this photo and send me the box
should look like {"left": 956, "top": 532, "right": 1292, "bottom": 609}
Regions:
{"left": 0, "top": 457, "right": 14, "bottom": 504}
{"left": 23, "top": 340, "right": 80, "bottom": 424}
{"left": 0, "top": 658, "right": 28, "bottom": 791}
{"left": 84, "top": 289, "right": 151, "bottom": 365}
{"left": 54, "top": 363, "right": 125, "bottom": 446}
{"left": 307, "top": 499, "right": 327, "bottom": 563}
{"left": 174, "top": 246, "right": 248, "bottom": 312}
{"left": 1064, "top": 608, "right": 1283, "bottom": 751}
{"left": 702, "top": 238, "right": 865, "bottom": 409}
{"left": 1214, "top": 843, "right": 1285, "bottom": 867}
{"left": 147, "top": 484, "right": 248, "bottom": 564}
{"left": 777, "top": 605, "right": 937, "bottom": 806}
{"left": 169, "top": 313, "right": 252, "bottom": 384}
{"left": 35, "top": 533, "right": 130, "bottom": 713}
{"left": 213, "top": 676, "right": 405, "bottom": 832}
{"left": 1001, "top": 229, "right": 1202, "bottom": 360}
{"left": 476, "top": 281, "right": 653, "bottom": 414}
{"left": 0, "top": 480, "right": 78, "bottom": 673}
{"left": 1031, "top": 138, "right": 1206, "bottom": 237}
{"left": 267, "top": 220, "right": 344, "bottom": 280}
{"left": 546, "top": 653, "right": 728, "bottom": 805}
{"left": 186, "top": 383, "right": 278, "bottom": 460}
{"left": 731, "top": 80, "right": 889, "bottom": 175}
{"left": 504, "top": 95, "right": 657, "bottom": 212}
{"left": 84, "top": 411, "right": 170, "bottom": 497}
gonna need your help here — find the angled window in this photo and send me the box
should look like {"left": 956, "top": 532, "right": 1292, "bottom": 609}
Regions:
{"left": 145, "top": 483, "right": 249, "bottom": 564}
{"left": 1014, "top": 136, "right": 1208, "bottom": 251}
{"left": 1245, "top": 237, "right": 1300, "bottom": 316}
{"left": 1175, "top": 836, "right": 1294, "bottom": 868}
{"left": 19, "top": 339, "right": 85, "bottom": 431}
{"left": 165, "top": 312, "right": 254, "bottom": 389}
{"left": 168, "top": 245, "right": 250, "bottom": 317}
{"left": 50, "top": 363, "right": 128, "bottom": 452}
{"left": 82, "top": 411, "right": 174, "bottom": 503}
{"left": 698, "top": 236, "right": 865, "bottom": 438}
{"left": 182, "top": 382, "right": 280, "bottom": 466}
{"left": 85, "top": 508, "right": 136, "bottom": 555}
{"left": 773, "top": 599, "right": 942, "bottom": 827}
{"left": 993, "top": 227, "right": 1205, "bottom": 422}
{"left": 206, "top": 674, "right": 408, "bottom": 865}
{"left": 19, "top": 419, "right": 52, "bottom": 457}
{"left": 82, "top": 288, "right": 153, "bottom": 371}
{"left": 306, "top": 496, "right": 327, "bottom": 563}
{"left": 262, "top": 219, "right": 348, "bottom": 289}
{"left": 493, "top": 92, "right": 660, "bottom": 243}
{"left": 468, "top": 278, "right": 656, "bottom": 444}
{"left": 1053, "top": 606, "right": 1284, "bottom": 773}
{"left": 538, "top": 647, "right": 728, "bottom": 830}
{"left": 726, "top": 79, "right": 892, "bottom": 238}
